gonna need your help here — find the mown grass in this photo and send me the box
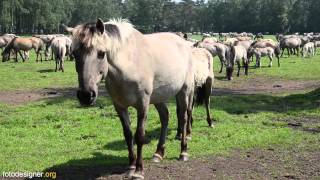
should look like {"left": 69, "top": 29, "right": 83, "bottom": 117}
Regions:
{"left": 0, "top": 36, "right": 319, "bottom": 177}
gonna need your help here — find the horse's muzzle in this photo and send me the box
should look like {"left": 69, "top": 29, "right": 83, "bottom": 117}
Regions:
{"left": 77, "top": 90, "right": 97, "bottom": 106}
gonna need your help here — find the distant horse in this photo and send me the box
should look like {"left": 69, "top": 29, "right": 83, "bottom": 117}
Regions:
{"left": 248, "top": 47, "right": 276, "bottom": 67}
{"left": 194, "top": 41, "right": 232, "bottom": 74}
{"left": 50, "top": 37, "right": 68, "bottom": 72}
{"left": 176, "top": 48, "right": 215, "bottom": 140}
{"left": 251, "top": 39, "right": 280, "bottom": 66}
{"left": 202, "top": 37, "right": 218, "bottom": 43}
{"left": 33, "top": 34, "right": 66, "bottom": 60}
{"left": 2, "top": 37, "right": 44, "bottom": 62}
{"left": 66, "top": 19, "right": 195, "bottom": 179}
{"left": 226, "top": 45, "right": 249, "bottom": 80}
{"left": 302, "top": 42, "right": 315, "bottom": 58}
{"left": 0, "top": 34, "right": 16, "bottom": 51}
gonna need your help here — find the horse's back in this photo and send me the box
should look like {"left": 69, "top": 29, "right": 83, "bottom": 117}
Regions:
{"left": 192, "top": 48, "right": 214, "bottom": 87}
{"left": 143, "top": 32, "right": 194, "bottom": 103}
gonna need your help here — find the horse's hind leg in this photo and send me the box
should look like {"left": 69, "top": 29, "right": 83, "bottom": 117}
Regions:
{"left": 55, "top": 59, "right": 58, "bottom": 72}
{"left": 204, "top": 78, "right": 214, "bottom": 127}
{"left": 152, "top": 103, "right": 169, "bottom": 163}
{"left": 60, "top": 59, "right": 64, "bottom": 72}
{"left": 175, "top": 102, "right": 182, "bottom": 140}
{"left": 236, "top": 60, "right": 241, "bottom": 76}
{"left": 113, "top": 104, "right": 136, "bottom": 179}
{"left": 176, "top": 89, "right": 191, "bottom": 162}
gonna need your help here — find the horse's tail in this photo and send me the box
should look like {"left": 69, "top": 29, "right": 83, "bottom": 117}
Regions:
{"left": 195, "top": 84, "right": 206, "bottom": 105}
{"left": 231, "top": 45, "right": 236, "bottom": 62}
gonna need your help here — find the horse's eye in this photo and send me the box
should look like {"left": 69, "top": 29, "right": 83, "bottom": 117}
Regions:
{"left": 97, "top": 51, "right": 105, "bottom": 59}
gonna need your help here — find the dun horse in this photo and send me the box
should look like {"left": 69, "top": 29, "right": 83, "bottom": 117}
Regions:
{"left": 176, "top": 47, "right": 215, "bottom": 140}
{"left": 2, "top": 37, "right": 44, "bottom": 62}
{"left": 66, "top": 19, "right": 195, "bottom": 179}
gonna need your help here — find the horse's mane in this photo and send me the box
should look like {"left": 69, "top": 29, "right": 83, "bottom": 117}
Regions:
{"left": 72, "top": 19, "right": 134, "bottom": 52}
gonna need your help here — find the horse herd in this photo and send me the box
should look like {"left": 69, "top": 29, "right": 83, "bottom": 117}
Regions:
{"left": 1, "top": 19, "right": 320, "bottom": 179}
{"left": 0, "top": 33, "right": 72, "bottom": 72}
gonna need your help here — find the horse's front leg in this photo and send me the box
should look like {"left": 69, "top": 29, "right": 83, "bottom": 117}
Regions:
{"left": 219, "top": 57, "right": 224, "bottom": 73}
{"left": 15, "top": 50, "right": 18, "bottom": 62}
{"left": 35, "top": 49, "right": 39, "bottom": 62}
{"left": 18, "top": 51, "right": 25, "bottom": 62}
{"left": 268, "top": 55, "right": 273, "bottom": 67}
{"left": 40, "top": 50, "right": 43, "bottom": 62}
{"left": 152, "top": 103, "right": 169, "bottom": 163}
{"left": 133, "top": 98, "right": 150, "bottom": 179}
{"left": 114, "top": 104, "right": 136, "bottom": 178}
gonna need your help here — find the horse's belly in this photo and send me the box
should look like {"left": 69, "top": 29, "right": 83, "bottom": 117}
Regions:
{"left": 150, "top": 77, "right": 185, "bottom": 104}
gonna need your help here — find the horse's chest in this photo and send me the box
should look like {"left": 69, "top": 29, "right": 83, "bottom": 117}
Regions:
{"left": 105, "top": 78, "right": 141, "bottom": 107}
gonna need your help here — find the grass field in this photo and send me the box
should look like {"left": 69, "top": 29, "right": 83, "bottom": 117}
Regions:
{"left": 0, "top": 37, "right": 319, "bottom": 179}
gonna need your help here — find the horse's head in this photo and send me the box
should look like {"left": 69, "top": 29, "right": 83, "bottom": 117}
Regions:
{"left": 1, "top": 44, "right": 12, "bottom": 62}
{"left": 67, "top": 19, "right": 111, "bottom": 106}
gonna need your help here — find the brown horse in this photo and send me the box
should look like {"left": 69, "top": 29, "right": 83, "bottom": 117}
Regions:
{"left": 2, "top": 37, "right": 44, "bottom": 62}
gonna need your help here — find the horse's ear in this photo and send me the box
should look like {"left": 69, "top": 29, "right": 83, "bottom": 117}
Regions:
{"left": 62, "top": 24, "right": 74, "bottom": 33}
{"left": 96, "top": 18, "right": 105, "bottom": 34}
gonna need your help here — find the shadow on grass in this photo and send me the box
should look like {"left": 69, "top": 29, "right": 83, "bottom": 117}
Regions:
{"left": 212, "top": 88, "right": 320, "bottom": 114}
{"left": 38, "top": 69, "right": 56, "bottom": 73}
{"left": 104, "top": 127, "right": 174, "bottom": 151}
{"left": 37, "top": 152, "right": 128, "bottom": 180}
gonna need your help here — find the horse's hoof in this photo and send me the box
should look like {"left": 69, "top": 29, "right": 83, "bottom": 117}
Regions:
{"left": 132, "top": 172, "right": 144, "bottom": 180}
{"left": 179, "top": 153, "right": 189, "bottom": 161}
{"left": 124, "top": 166, "right": 135, "bottom": 179}
{"left": 152, "top": 153, "right": 163, "bottom": 163}
{"left": 208, "top": 124, "right": 214, "bottom": 128}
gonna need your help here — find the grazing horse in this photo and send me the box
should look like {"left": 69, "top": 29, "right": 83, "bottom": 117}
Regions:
{"left": 2, "top": 37, "right": 44, "bottom": 62}
{"left": 66, "top": 19, "right": 195, "bottom": 179}
{"left": 176, "top": 48, "right": 215, "bottom": 140}
{"left": 0, "top": 34, "right": 16, "bottom": 50}
{"left": 226, "top": 45, "right": 249, "bottom": 80}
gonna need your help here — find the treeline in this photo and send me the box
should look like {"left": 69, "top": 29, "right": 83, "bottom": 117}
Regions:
{"left": 0, "top": 0, "right": 319, "bottom": 34}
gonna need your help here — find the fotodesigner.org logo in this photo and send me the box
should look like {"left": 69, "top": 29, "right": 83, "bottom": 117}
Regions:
{"left": 2, "top": 171, "right": 57, "bottom": 179}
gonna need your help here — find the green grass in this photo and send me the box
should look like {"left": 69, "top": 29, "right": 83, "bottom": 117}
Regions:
{"left": 0, "top": 90, "right": 319, "bottom": 172}
{"left": 1, "top": 45, "right": 320, "bottom": 92}
{"left": 0, "top": 38, "right": 319, "bottom": 176}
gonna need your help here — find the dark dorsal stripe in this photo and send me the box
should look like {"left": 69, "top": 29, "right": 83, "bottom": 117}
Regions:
{"left": 105, "top": 24, "right": 121, "bottom": 40}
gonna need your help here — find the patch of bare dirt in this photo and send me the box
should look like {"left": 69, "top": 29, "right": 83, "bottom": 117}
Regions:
{"left": 213, "top": 77, "right": 320, "bottom": 95}
{"left": 0, "top": 88, "right": 75, "bottom": 105}
{"left": 0, "top": 87, "right": 108, "bottom": 105}
{"left": 278, "top": 116, "right": 320, "bottom": 134}
{"left": 46, "top": 146, "right": 319, "bottom": 180}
